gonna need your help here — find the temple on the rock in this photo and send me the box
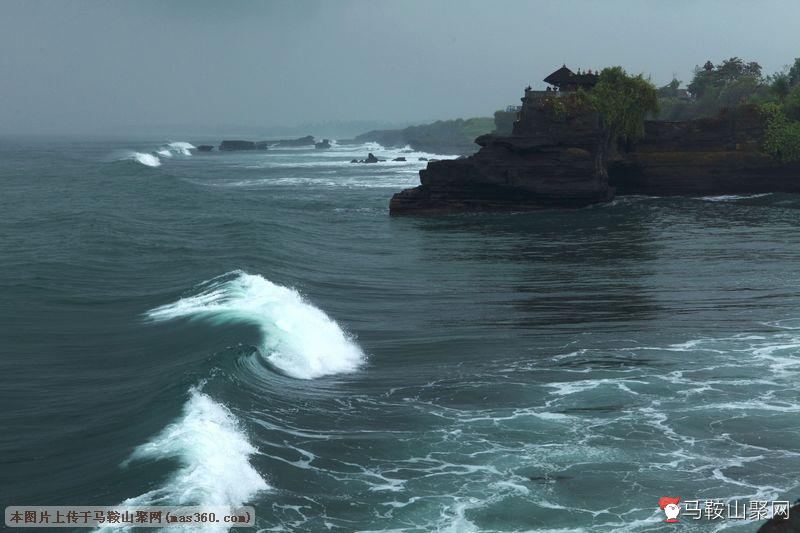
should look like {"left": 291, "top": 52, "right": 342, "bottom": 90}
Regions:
{"left": 543, "top": 65, "right": 599, "bottom": 92}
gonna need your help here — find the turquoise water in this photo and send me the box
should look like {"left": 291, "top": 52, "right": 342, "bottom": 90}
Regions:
{"left": 1, "top": 137, "right": 798, "bottom": 531}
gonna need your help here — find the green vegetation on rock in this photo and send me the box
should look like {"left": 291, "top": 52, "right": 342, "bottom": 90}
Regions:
{"left": 761, "top": 103, "right": 800, "bottom": 162}
{"left": 657, "top": 56, "right": 800, "bottom": 120}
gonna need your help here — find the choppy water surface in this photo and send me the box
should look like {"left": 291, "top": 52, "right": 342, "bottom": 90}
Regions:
{"left": 1, "top": 138, "right": 798, "bottom": 531}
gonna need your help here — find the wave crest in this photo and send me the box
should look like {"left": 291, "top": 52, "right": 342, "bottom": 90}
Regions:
{"left": 146, "top": 271, "right": 365, "bottom": 379}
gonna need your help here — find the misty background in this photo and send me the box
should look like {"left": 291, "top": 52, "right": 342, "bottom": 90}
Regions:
{"left": 1, "top": 0, "right": 799, "bottom": 137}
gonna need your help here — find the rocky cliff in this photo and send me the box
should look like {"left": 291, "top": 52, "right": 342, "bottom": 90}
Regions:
{"left": 390, "top": 93, "right": 613, "bottom": 214}
{"left": 611, "top": 105, "right": 800, "bottom": 195}
{"left": 390, "top": 95, "right": 800, "bottom": 215}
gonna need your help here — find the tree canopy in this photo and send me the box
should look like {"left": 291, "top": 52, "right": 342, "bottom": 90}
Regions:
{"left": 655, "top": 56, "right": 800, "bottom": 120}
{"left": 658, "top": 78, "right": 681, "bottom": 98}
{"left": 789, "top": 58, "right": 800, "bottom": 87}
{"left": 687, "top": 57, "right": 763, "bottom": 98}
{"left": 587, "top": 66, "right": 659, "bottom": 142}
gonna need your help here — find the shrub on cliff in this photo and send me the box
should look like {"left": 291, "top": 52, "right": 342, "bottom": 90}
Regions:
{"left": 761, "top": 103, "right": 800, "bottom": 162}
{"left": 538, "top": 92, "right": 592, "bottom": 122}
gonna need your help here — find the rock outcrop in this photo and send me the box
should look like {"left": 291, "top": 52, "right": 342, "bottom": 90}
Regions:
{"left": 219, "top": 140, "right": 260, "bottom": 151}
{"left": 390, "top": 94, "right": 613, "bottom": 215}
{"left": 315, "top": 139, "right": 332, "bottom": 149}
{"left": 390, "top": 92, "right": 800, "bottom": 215}
{"left": 351, "top": 153, "right": 381, "bottom": 164}
{"left": 270, "top": 135, "right": 315, "bottom": 147}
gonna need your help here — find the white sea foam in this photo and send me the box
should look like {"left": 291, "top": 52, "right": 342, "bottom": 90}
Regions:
{"left": 124, "top": 151, "right": 161, "bottom": 167}
{"left": 98, "top": 388, "right": 268, "bottom": 532}
{"left": 146, "top": 270, "right": 365, "bottom": 379}
{"left": 154, "top": 141, "right": 196, "bottom": 158}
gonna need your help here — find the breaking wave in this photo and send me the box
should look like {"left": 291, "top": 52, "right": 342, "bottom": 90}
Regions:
{"left": 146, "top": 270, "right": 365, "bottom": 379}
{"left": 98, "top": 388, "right": 268, "bottom": 533}
{"left": 114, "top": 141, "right": 196, "bottom": 167}
{"left": 121, "top": 151, "right": 162, "bottom": 167}
{"left": 124, "top": 388, "right": 268, "bottom": 506}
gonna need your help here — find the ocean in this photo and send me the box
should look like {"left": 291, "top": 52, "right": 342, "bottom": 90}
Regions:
{"left": 1, "top": 137, "right": 798, "bottom": 532}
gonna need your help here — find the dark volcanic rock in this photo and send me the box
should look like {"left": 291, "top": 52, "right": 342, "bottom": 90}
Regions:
{"left": 219, "top": 140, "right": 257, "bottom": 151}
{"left": 390, "top": 100, "right": 612, "bottom": 215}
{"left": 756, "top": 501, "right": 799, "bottom": 532}
{"left": 315, "top": 139, "right": 332, "bottom": 149}
{"left": 610, "top": 105, "right": 800, "bottom": 196}
{"left": 196, "top": 145, "right": 213, "bottom": 152}
{"left": 393, "top": 157, "right": 406, "bottom": 162}
{"left": 271, "top": 135, "right": 315, "bottom": 147}
{"left": 350, "top": 153, "right": 383, "bottom": 164}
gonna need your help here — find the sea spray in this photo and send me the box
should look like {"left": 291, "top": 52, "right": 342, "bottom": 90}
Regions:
{"left": 146, "top": 270, "right": 365, "bottom": 379}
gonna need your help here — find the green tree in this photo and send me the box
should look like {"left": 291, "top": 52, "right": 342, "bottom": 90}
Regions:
{"left": 784, "top": 84, "right": 800, "bottom": 121}
{"left": 771, "top": 73, "right": 791, "bottom": 102}
{"left": 788, "top": 57, "right": 800, "bottom": 86}
{"left": 585, "top": 67, "right": 659, "bottom": 175}
{"left": 589, "top": 66, "right": 659, "bottom": 141}
{"left": 658, "top": 78, "right": 681, "bottom": 98}
{"left": 687, "top": 57, "right": 766, "bottom": 115}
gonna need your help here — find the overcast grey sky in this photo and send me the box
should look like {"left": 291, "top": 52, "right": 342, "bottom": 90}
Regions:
{"left": 1, "top": 0, "right": 798, "bottom": 134}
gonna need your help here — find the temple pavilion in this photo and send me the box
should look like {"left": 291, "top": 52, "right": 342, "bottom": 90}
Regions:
{"left": 543, "top": 65, "right": 599, "bottom": 92}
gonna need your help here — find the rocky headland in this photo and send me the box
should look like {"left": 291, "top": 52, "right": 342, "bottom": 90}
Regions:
{"left": 344, "top": 117, "right": 496, "bottom": 156}
{"left": 390, "top": 86, "right": 800, "bottom": 215}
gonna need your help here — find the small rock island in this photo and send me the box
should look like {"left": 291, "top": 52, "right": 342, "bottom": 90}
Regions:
{"left": 391, "top": 63, "right": 800, "bottom": 215}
